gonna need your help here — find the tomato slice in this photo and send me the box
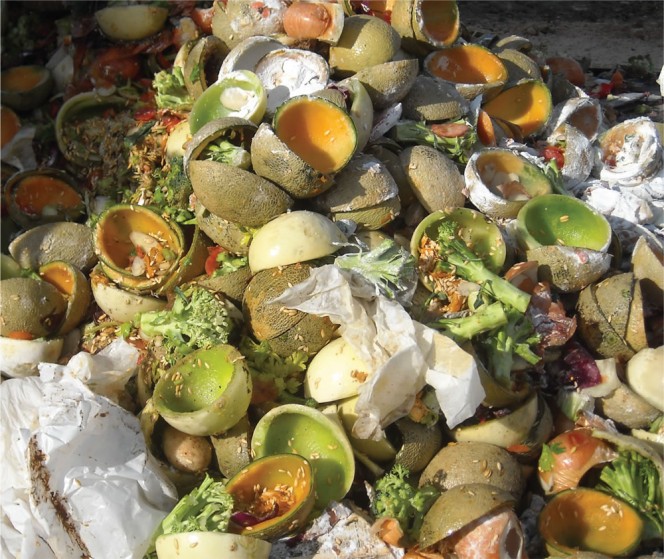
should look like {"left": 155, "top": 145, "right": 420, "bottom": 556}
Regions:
{"left": 540, "top": 145, "right": 565, "bottom": 169}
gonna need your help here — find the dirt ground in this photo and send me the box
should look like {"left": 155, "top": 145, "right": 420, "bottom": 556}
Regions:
{"left": 456, "top": 0, "right": 663, "bottom": 71}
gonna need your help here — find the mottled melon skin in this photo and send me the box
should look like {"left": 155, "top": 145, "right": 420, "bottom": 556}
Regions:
{"left": 576, "top": 284, "right": 635, "bottom": 362}
{"left": 266, "top": 312, "right": 338, "bottom": 358}
{"left": 525, "top": 245, "right": 610, "bottom": 293}
{"left": 331, "top": 197, "right": 401, "bottom": 231}
{"left": 8, "top": 222, "right": 97, "bottom": 272}
{"left": 0, "top": 277, "right": 66, "bottom": 338}
{"left": 418, "top": 483, "right": 515, "bottom": 550}
{"left": 243, "top": 263, "right": 338, "bottom": 358}
{"left": 312, "top": 153, "right": 399, "bottom": 213}
{"left": 419, "top": 441, "right": 524, "bottom": 500}
{"left": 328, "top": 15, "right": 401, "bottom": 77}
{"left": 400, "top": 145, "right": 466, "bottom": 213}
{"left": 250, "top": 123, "right": 335, "bottom": 199}
{"left": 597, "top": 383, "right": 660, "bottom": 430}
{"left": 189, "top": 159, "right": 293, "bottom": 227}
{"left": 402, "top": 74, "right": 469, "bottom": 122}
{"left": 497, "top": 49, "right": 542, "bottom": 86}
{"left": 195, "top": 203, "right": 252, "bottom": 256}
{"left": 392, "top": 418, "right": 443, "bottom": 474}
{"left": 242, "top": 264, "right": 312, "bottom": 341}
{"left": 354, "top": 59, "right": 419, "bottom": 110}
{"left": 196, "top": 266, "right": 252, "bottom": 308}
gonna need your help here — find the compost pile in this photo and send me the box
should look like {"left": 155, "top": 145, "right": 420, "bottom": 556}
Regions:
{"left": 1, "top": 2, "right": 663, "bottom": 559}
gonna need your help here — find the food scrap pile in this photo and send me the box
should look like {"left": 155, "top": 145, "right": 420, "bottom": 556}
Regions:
{"left": 1, "top": 1, "right": 663, "bottom": 558}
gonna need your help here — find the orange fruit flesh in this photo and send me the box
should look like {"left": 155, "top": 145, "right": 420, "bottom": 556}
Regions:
{"left": 276, "top": 100, "right": 355, "bottom": 174}
{"left": 1, "top": 105, "right": 21, "bottom": 148}
{"left": 428, "top": 45, "right": 507, "bottom": 84}
{"left": 2, "top": 66, "right": 43, "bottom": 92}
{"left": 448, "top": 509, "right": 525, "bottom": 559}
{"left": 421, "top": 0, "right": 459, "bottom": 45}
{"left": 40, "top": 264, "right": 75, "bottom": 297}
{"left": 540, "top": 489, "right": 644, "bottom": 555}
{"left": 13, "top": 176, "right": 82, "bottom": 215}
{"left": 483, "top": 82, "right": 551, "bottom": 137}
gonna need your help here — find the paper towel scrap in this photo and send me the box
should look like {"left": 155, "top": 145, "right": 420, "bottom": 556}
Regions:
{"left": 271, "top": 264, "right": 485, "bottom": 441}
{"left": 1, "top": 339, "right": 177, "bottom": 559}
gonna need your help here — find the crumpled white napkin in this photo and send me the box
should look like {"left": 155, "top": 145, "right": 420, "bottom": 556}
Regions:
{"left": 1, "top": 125, "right": 37, "bottom": 171}
{"left": 272, "top": 265, "right": 485, "bottom": 440}
{"left": 0, "top": 339, "right": 176, "bottom": 559}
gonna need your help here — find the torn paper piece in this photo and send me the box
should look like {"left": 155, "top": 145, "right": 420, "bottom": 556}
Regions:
{"left": 272, "top": 264, "right": 484, "bottom": 439}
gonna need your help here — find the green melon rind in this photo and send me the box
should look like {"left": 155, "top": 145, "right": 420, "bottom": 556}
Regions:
{"left": 328, "top": 15, "right": 401, "bottom": 77}
{"left": 196, "top": 266, "right": 253, "bottom": 308}
{"left": 250, "top": 403, "right": 355, "bottom": 510}
{"left": 195, "top": 203, "right": 253, "bottom": 256}
{"left": 526, "top": 245, "right": 611, "bottom": 293}
{"left": 419, "top": 441, "right": 524, "bottom": 500}
{"left": 576, "top": 283, "right": 635, "bottom": 362}
{"left": 593, "top": 272, "right": 634, "bottom": 339}
{"left": 419, "top": 483, "right": 515, "bottom": 549}
{"left": 353, "top": 58, "right": 419, "bottom": 110}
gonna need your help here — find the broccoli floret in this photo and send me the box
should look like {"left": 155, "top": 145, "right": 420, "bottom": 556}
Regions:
{"left": 123, "top": 156, "right": 195, "bottom": 224}
{"left": 238, "top": 336, "right": 309, "bottom": 400}
{"left": 209, "top": 250, "right": 249, "bottom": 277}
{"left": 153, "top": 66, "right": 193, "bottom": 111}
{"left": 434, "top": 220, "right": 531, "bottom": 313}
{"left": 200, "top": 140, "right": 252, "bottom": 169}
{"left": 597, "top": 450, "right": 663, "bottom": 541}
{"left": 391, "top": 119, "right": 477, "bottom": 165}
{"left": 371, "top": 464, "right": 440, "bottom": 544}
{"left": 480, "top": 307, "right": 541, "bottom": 387}
{"left": 144, "top": 474, "right": 234, "bottom": 559}
{"left": 150, "top": 157, "right": 195, "bottom": 223}
{"left": 430, "top": 300, "right": 508, "bottom": 341}
{"left": 138, "top": 285, "right": 235, "bottom": 367}
{"left": 335, "top": 238, "right": 418, "bottom": 305}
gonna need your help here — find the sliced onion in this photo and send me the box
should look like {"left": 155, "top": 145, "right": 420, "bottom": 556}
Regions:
{"left": 538, "top": 428, "right": 618, "bottom": 494}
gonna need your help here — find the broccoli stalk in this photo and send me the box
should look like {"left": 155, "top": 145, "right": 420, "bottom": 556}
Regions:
{"left": 542, "top": 156, "right": 569, "bottom": 196}
{"left": 144, "top": 474, "right": 234, "bottom": 559}
{"left": 430, "top": 301, "right": 508, "bottom": 342}
{"left": 434, "top": 220, "right": 531, "bottom": 313}
{"left": 371, "top": 464, "right": 440, "bottom": 545}
{"left": 597, "top": 450, "right": 663, "bottom": 541}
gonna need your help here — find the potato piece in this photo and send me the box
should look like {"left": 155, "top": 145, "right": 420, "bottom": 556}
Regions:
{"left": 626, "top": 346, "right": 664, "bottom": 411}
{"left": 162, "top": 424, "right": 213, "bottom": 474}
